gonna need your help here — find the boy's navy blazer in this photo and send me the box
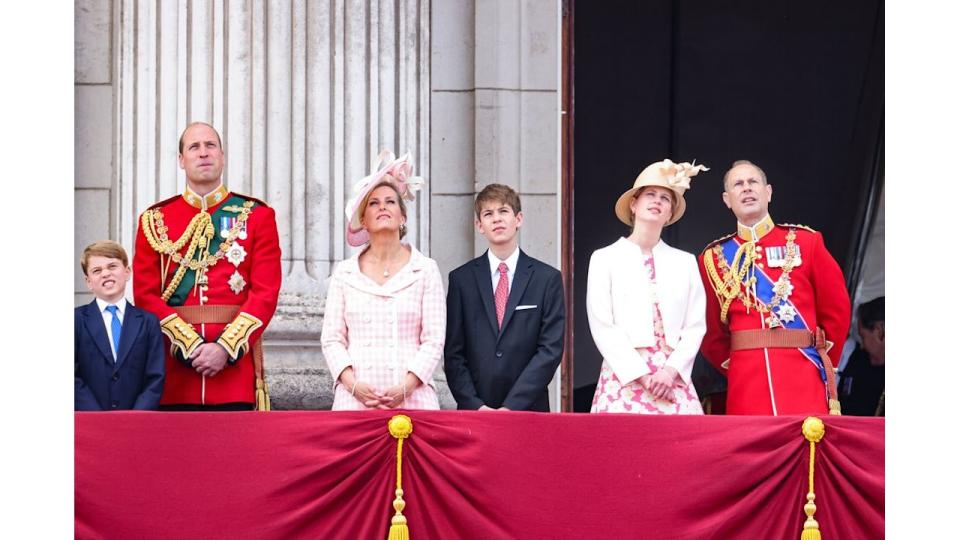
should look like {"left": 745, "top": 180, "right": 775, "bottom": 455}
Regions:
{"left": 444, "top": 249, "right": 565, "bottom": 411}
{"left": 75, "top": 300, "right": 165, "bottom": 410}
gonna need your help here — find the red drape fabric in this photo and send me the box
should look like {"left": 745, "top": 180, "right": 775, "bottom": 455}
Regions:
{"left": 75, "top": 411, "right": 883, "bottom": 539}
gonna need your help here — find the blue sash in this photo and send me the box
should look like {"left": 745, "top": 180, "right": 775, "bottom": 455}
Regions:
{"left": 720, "top": 238, "right": 826, "bottom": 383}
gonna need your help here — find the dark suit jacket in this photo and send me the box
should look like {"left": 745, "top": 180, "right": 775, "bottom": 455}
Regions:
{"left": 444, "top": 250, "right": 566, "bottom": 411}
{"left": 75, "top": 300, "right": 165, "bottom": 411}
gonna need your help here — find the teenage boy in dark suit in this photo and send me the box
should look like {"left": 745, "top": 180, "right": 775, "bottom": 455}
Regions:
{"left": 444, "top": 184, "right": 566, "bottom": 411}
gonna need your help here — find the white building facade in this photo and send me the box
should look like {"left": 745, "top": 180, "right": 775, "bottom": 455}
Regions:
{"left": 74, "top": 0, "right": 563, "bottom": 409}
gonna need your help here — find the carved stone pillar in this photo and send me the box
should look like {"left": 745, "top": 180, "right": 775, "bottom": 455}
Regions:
{"left": 114, "top": 0, "right": 451, "bottom": 408}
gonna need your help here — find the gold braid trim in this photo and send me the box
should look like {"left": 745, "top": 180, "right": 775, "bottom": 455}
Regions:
{"left": 159, "top": 314, "right": 203, "bottom": 359}
{"left": 217, "top": 312, "right": 263, "bottom": 360}
{"left": 705, "top": 242, "right": 756, "bottom": 324}
{"left": 707, "top": 229, "right": 801, "bottom": 326}
{"left": 703, "top": 249, "right": 733, "bottom": 320}
{"left": 141, "top": 201, "right": 255, "bottom": 301}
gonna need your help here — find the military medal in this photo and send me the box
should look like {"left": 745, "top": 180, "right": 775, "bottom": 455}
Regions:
{"left": 766, "top": 314, "right": 782, "bottom": 328}
{"left": 238, "top": 220, "right": 248, "bottom": 240}
{"left": 226, "top": 241, "right": 247, "bottom": 267}
{"left": 766, "top": 246, "right": 785, "bottom": 267}
{"left": 773, "top": 279, "right": 794, "bottom": 299}
{"left": 228, "top": 270, "right": 247, "bottom": 294}
{"left": 775, "top": 304, "right": 797, "bottom": 323}
{"left": 220, "top": 216, "right": 236, "bottom": 239}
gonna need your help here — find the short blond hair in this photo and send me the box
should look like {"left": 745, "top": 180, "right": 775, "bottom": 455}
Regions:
{"left": 81, "top": 240, "right": 129, "bottom": 275}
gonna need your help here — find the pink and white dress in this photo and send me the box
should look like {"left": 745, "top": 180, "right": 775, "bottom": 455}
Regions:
{"left": 591, "top": 255, "right": 703, "bottom": 414}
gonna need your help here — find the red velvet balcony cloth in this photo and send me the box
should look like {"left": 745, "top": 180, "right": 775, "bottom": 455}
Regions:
{"left": 75, "top": 411, "right": 883, "bottom": 539}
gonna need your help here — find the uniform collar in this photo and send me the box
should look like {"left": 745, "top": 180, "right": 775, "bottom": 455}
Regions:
{"left": 183, "top": 183, "right": 229, "bottom": 210}
{"left": 737, "top": 214, "right": 775, "bottom": 242}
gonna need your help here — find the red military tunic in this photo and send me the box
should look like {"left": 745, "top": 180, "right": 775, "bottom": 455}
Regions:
{"left": 133, "top": 184, "right": 282, "bottom": 406}
{"left": 698, "top": 214, "right": 850, "bottom": 415}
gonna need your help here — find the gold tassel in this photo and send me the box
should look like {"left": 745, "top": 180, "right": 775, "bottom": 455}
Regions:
{"left": 800, "top": 417, "right": 825, "bottom": 540}
{"left": 387, "top": 415, "right": 413, "bottom": 540}
{"left": 254, "top": 378, "right": 271, "bottom": 411}
{"left": 828, "top": 398, "right": 842, "bottom": 416}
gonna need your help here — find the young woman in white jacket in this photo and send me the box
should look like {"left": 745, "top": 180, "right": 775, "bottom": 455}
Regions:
{"left": 587, "top": 159, "right": 709, "bottom": 414}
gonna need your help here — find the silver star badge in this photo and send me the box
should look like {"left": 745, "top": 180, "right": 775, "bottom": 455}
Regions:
{"left": 226, "top": 242, "right": 247, "bottom": 267}
{"left": 775, "top": 304, "right": 797, "bottom": 323}
{"left": 774, "top": 279, "right": 794, "bottom": 299}
{"left": 228, "top": 271, "right": 247, "bottom": 294}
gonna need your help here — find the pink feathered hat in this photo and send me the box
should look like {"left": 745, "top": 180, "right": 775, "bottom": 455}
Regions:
{"left": 345, "top": 150, "right": 425, "bottom": 247}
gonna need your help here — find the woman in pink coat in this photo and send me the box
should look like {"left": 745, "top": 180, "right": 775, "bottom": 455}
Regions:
{"left": 321, "top": 151, "right": 444, "bottom": 410}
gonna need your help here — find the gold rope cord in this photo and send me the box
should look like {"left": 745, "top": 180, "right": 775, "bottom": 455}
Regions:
{"left": 800, "top": 417, "right": 825, "bottom": 540}
{"left": 140, "top": 202, "right": 255, "bottom": 301}
{"left": 387, "top": 415, "right": 413, "bottom": 540}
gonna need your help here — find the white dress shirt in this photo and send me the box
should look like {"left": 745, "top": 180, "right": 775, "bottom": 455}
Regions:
{"left": 95, "top": 297, "right": 128, "bottom": 360}
{"left": 487, "top": 246, "right": 520, "bottom": 293}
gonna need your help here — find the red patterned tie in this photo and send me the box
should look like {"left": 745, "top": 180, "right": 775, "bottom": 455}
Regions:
{"left": 495, "top": 262, "right": 509, "bottom": 328}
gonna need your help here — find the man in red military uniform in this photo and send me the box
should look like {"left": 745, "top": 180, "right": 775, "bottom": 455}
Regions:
{"left": 133, "top": 122, "right": 281, "bottom": 410}
{"left": 698, "top": 160, "right": 850, "bottom": 415}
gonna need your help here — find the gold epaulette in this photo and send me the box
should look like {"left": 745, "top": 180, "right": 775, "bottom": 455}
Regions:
{"left": 217, "top": 312, "right": 264, "bottom": 360}
{"left": 701, "top": 232, "right": 736, "bottom": 255}
{"left": 230, "top": 192, "right": 271, "bottom": 209}
{"left": 159, "top": 314, "right": 203, "bottom": 358}
{"left": 144, "top": 194, "right": 181, "bottom": 212}
{"left": 778, "top": 223, "right": 816, "bottom": 233}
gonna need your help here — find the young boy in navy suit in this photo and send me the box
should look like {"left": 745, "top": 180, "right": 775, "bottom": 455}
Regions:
{"left": 444, "top": 184, "right": 566, "bottom": 411}
{"left": 75, "top": 241, "right": 164, "bottom": 410}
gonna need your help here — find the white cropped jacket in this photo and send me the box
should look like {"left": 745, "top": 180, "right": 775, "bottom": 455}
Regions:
{"left": 586, "top": 238, "right": 706, "bottom": 385}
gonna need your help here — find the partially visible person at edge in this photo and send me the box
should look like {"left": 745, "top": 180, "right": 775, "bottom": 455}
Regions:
{"left": 133, "top": 122, "right": 282, "bottom": 411}
{"left": 698, "top": 160, "right": 851, "bottom": 415}
{"left": 76, "top": 240, "right": 165, "bottom": 411}
{"left": 838, "top": 296, "right": 884, "bottom": 416}
{"left": 587, "top": 159, "right": 708, "bottom": 414}
{"left": 321, "top": 151, "right": 444, "bottom": 410}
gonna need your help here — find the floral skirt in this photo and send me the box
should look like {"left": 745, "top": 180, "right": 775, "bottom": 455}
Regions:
{"left": 591, "top": 348, "right": 703, "bottom": 415}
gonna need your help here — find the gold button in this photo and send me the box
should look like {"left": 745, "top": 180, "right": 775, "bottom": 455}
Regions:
{"left": 757, "top": 263, "right": 764, "bottom": 269}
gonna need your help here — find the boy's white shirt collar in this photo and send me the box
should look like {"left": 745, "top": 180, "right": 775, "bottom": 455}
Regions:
{"left": 487, "top": 246, "right": 520, "bottom": 292}
{"left": 487, "top": 246, "right": 520, "bottom": 275}
{"left": 95, "top": 296, "right": 128, "bottom": 316}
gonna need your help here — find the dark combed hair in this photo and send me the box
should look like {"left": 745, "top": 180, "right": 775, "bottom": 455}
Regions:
{"left": 857, "top": 296, "right": 884, "bottom": 329}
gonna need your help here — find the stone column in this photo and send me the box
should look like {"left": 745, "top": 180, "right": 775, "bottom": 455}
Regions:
{"left": 431, "top": 0, "right": 562, "bottom": 409}
{"left": 107, "top": 0, "right": 447, "bottom": 409}
{"left": 75, "top": 0, "right": 116, "bottom": 306}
